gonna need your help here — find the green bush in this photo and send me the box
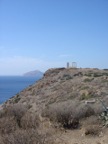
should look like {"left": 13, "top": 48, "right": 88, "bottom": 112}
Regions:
{"left": 63, "top": 74, "right": 72, "bottom": 80}
{"left": 84, "top": 78, "right": 94, "bottom": 82}
{"left": 80, "top": 93, "right": 92, "bottom": 100}
{"left": 93, "top": 73, "right": 102, "bottom": 77}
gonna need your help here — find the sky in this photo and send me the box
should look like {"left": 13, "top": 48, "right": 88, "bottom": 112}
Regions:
{"left": 0, "top": 0, "right": 108, "bottom": 75}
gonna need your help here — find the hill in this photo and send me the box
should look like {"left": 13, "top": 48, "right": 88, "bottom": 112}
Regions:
{"left": 23, "top": 70, "right": 43, "bottom": 78}
{"left": 0, "top": 68, "right": 108, "bottom": 144}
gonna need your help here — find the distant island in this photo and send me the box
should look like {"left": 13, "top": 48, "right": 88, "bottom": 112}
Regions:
{"left": 23, "top": 70, "right": 43, "bottom": 78}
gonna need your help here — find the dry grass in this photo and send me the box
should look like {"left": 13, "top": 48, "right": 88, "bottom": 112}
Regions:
{"left": 21, "top": 112, "right": 40, "bottom": 129}
{"left": 4, "top": 104, "right": 27, "bottom": 127}
{"left": 0, "top": 116, "right": 18, "bottom": 135}
{"left": 85, "top": 125, "right": 101, "bottom": 136}
{"left": 0, "top": 129, "right": 49, "bottom": 144}
{"left": 0, "top": 103, "right": 52, "bottom": 144}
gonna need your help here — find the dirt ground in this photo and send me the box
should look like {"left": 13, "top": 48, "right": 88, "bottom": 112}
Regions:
{"left": 50, "top": 127, "right": 108, "bottom": 144}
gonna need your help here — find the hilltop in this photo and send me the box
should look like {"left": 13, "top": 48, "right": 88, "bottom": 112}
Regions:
{"left": 0, "top": 68, "right": 108, "bottom": 144}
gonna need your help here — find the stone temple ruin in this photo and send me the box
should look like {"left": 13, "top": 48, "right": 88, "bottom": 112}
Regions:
{"left": 67, "top": 62, "right": 77, "bottom": 68}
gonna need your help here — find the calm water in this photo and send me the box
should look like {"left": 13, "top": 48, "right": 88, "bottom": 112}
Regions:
{"left": 0, "top": 76, "right": 38, "bottom": 104}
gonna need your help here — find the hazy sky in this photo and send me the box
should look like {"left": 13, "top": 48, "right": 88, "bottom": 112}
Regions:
{"left": 0, "top": 0, "right": 108, "bottom": 75}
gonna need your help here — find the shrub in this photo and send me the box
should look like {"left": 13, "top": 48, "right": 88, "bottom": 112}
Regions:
{"left": 85, "top": 125, "right": 101, "bottom": 136}
{"left": 84, "top": 78, "right": 94, "bottom": 82}
{"left": 81, "top": 86, "right": 89, "bottom": 90}
{"left": 62, "top": 74, "right": 72, "bottom": 80}
{"left": 102, "top": 72, "right": 108, "bottom": 76}
{"left": 76, "top": 104, "right": 95, "bottom": 119}
{"left": 21, "top": 112, "right": 40, "bottom": 129}
{"left": 4, "top": 104, "right": 27, "bottom": 127}
{"left": 44, "top": 102, "right": 96, "bottom": 129}
{"left": 1, "top": 129, "right": 48, "bottom": 144}
{"left": 85, "top": 73, "right": 93, "bottom": 77}
{"left": 80, "top": 93, "right": 92, "bottom": 100}
{"left": 55, "top": 107, "right": 79, "bottom": 129}
{"left": 0, "top": 109, "right": 6, "bottom": 118}
{"left": 92, "top": 103, "right": 103, "bottom": 115}
{"left": 103, "top": 69, "right": 108, "bottom": 71}
{"left": 13, "top": 94, "right": 21, "bottom": 103}
{"left": 93, "top": 73, "right": 102, "bottom": 77}
{"left": 44, "top": 101, "right": 80, "bottom": 129}
{"left": 0, "top": 117, "right": 18, "bottom": 134}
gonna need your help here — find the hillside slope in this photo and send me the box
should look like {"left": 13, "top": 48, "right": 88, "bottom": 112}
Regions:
{"left": 5, "top": 68, "right": 108, "bottom": 112}
{"left": 1, "top": 68, "right": 108, "bottom": 144}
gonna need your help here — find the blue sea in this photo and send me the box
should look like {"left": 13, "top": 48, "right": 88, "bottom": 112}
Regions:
{"left": 0, "top": 76, "right": 38, "bottom": 104}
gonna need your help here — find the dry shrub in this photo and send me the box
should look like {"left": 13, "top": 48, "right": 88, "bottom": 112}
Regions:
{"left": 85, "top": 125, "right": 101, "bottom": 136}
{"left": 44, "top": 101, "right": 80, "bottom": 129}
{"left": 4, "top": 104, "right": 27, "bottom": 127}
{"left": 21, "top": 112, "right": 40, "bottom": 129}
{"left": 5, "top": 103, "right": 27, "bottom": 118}
{"left": 1, "top": 129, "right": 48, "bottom": 144}
{"left": 84, "top": 116, "right": 101, "bottom": 126}
{"left": 0, "top": 116, "right": 18, "bottom": 134}
{"left": 76, "top": 104, "right": 95, "bottom": 119}
{"left": 44, "top": 101, "right": 98, "bottom": 129}
{"left": 54, "top": 107, "right": 79, "bottom": 129}
{"left": 92, "top": 103, "right": 103, "bottom": 115}
{"left": 0, "top": 109, "right": 6, "bottom": 118}
{"left": 0, "top": 104, "right": 52, "bottom": 144}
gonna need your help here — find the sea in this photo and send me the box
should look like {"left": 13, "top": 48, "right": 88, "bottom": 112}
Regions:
{"left": 0, "top": 76, "right": 38, "bottom": 104}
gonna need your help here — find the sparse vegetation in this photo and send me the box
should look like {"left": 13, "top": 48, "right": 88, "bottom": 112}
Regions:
{"left": 80, "top": 93, "right": 93, "bottom": 100}
{"left": 14, "top": 97, "right": 21, "bottom": 103}
{"left": 84, "top": 78, "right": 94, "bottom": 82}
{"left": 93, "top": 73, "right": 103, "bottom": 77}
{"left": 0, "top": 129, "right": 49, "bottom": 144}
{"left": 3, "top": 104, "right": 27, "bottom": 127}
{"left": 0, "top": 104, "right": 51, "bottom": 144}
{"left": 21, "top": 112, "right": 40, "bottom": 129}
{"left": 1, "top": 68, "right": 108, "bottom": 143}
{"left": 81, "top": 86, "right": 89, "bottom": 90}
{"left": 44, "top": 101, "right": 80, "bottom": 129}
{"left": 43, "top": 101, "right": 98, "bottom": 130}
{"left": 0, "top": 116, "right": 18, "bottom": 134}
{"left": 62, "top": 74, "right": 72, "bottom": 80}
{"left": 85, "top": 73, "right": 93, "bottom": 77}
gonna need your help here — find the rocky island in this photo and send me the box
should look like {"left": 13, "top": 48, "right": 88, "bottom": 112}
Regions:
{"left": 0, "top": 68, "right": 108, "bottom": 144}
{"left": 23, "top": 70, "right": 43, "bottom": 78}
